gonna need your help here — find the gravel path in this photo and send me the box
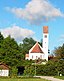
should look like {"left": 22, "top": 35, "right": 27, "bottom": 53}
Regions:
{"left": 36, "top": 76, "right": 64, "bottom": 81}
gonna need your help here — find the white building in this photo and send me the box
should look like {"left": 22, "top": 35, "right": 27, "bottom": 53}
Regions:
{"left": 25, "top": 26, "right": 49, "bottom": 61}
{"left": 0, "top": 63, "right": 9, "bottom": 76}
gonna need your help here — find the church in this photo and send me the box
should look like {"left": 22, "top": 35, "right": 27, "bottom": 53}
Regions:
{"left": 25, "top": 26, "right": 49, "bottom": 61}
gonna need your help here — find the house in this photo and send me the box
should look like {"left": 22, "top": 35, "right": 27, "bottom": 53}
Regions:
{"left": 0, "top": 63, "right": 9, "bottom": 76}
{"left": 25, "top": 26, "right": 49, "bottom": 61}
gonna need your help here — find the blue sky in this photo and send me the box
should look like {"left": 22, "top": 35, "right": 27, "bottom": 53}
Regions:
{"left": 0, "top": 0, "right": 64, "bottom": 53}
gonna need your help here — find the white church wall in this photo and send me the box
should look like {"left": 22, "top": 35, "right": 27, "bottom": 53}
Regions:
{"left": 29, "top": 53, "right": 45, "bottom": 60}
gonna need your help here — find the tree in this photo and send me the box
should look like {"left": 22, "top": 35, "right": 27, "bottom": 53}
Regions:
{"left": 0, "top": 32, "right": 4, "bottom": 43}
{"left": 22, "top": 38, "right": 36, "bottom": 51}
{"left": 24, "top": 65, "right": 35, "bottom": 77}
{"left": 0, "top": 35, "right": 23, "bottom": 66}
{"left": 19, "top": 38, "right": 36, "bottom": 59}
{"left": 53, "top": 44, "right": 64, "bottom": 59}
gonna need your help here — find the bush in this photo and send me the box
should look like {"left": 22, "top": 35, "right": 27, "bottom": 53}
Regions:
{"left": 24, "top": 65, "right": 35, "bottom": 77}
{"left": 24, "top": 60, "right": 64, "bottom": 76}
{"left": 10, "top": 66, "right": 18, "bottom": 77}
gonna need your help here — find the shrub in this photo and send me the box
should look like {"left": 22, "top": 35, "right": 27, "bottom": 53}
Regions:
{"left": 24, "top": 65, "right": 35, "bottom": 77}
{"left": 10, "top": 66, "right": 18, "bottom": 77}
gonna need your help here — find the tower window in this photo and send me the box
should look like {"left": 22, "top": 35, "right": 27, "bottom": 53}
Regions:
{"left": 44, "top": 35, "right": 47, "bottom": 38}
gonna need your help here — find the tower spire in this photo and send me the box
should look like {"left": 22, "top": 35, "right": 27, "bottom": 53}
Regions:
{"left": 43, "top": 26, "right": 48, "bottom": 33}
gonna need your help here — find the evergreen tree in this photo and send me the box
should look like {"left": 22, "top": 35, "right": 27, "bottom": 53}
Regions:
{"left": 53, "top": 44, "right": 64, "bottom": 59}
{"left": 0, "top": 32, "right": 4, "bottom": 42}
{"left": 19, "top": 38, "right": 36, "bottom": 59}
{"left": 0, "top": 35, "right": 22, "bottom": 66}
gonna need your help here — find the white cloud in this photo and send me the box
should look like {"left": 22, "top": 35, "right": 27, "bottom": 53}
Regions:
{"left": 59, "top": 34, "right": 64, "bottom": 41}
{"left": 0, "top": 25, "right": 35, "bottom": 42}
{"left": 5, "top": 0, "right": 64, "bottom": 24}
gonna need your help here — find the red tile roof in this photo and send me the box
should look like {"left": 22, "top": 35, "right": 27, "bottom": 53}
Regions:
{"left": 43, "top": 26, "right": 48, "bottom": 33}
{"left": 30, "top": 42, "right": 44, "bottom": 53}
{"left": 0, "top": 63, "right": 9, "bottom": 70}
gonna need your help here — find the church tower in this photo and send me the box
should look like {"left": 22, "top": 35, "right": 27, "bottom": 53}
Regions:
{"left": 43, "top": 26, "right": 48, "bottom": 61}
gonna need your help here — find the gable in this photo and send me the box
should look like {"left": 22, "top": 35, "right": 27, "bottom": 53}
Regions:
{"left": 30, "top": 42, "right": 44, "bottom": 53}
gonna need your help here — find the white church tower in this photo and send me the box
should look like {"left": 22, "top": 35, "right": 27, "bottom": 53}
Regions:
{"left": 43, "top": 26, "right": 48, "bottom": 61}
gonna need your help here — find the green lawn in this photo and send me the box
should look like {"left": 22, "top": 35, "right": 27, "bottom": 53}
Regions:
{"left": 54, "top": 76, "right": 64, "bottom": 80}
{"left": 0, "top": 78, "right": 50, "bottom": 81}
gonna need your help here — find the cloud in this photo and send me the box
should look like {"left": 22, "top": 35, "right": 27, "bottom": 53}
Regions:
{"left": 5, "top": 0, "right": 64, "bottom": 24}
{"left": 0, "top": 25, "right": 35, "bottom": 42}
{"left": 59, "top": 34, "right": 64, "bottom": 42}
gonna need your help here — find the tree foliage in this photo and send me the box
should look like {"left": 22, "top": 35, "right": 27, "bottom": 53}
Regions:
{"left": 0, "top": 32, "right": 4, "bottom": 43}
{"left": 24, "top": 65, "right": 35, "bottom": 77}
{"left": 0, "top": 33, "right": 36, "bottom": 67}
{"left": 19, "top": 38, "right": 36, "bottom": 59}
{"left": 24, "top": 60, "right": 64, "bottom": 76}
{"left": 0, "top": 33, "right": 37, "bottom": 76}
{"left": 0, "top": 32, "right": 64, "bottom": 76}
{"left": 53, "top": 44, "right": 64, "bottom": 59}
{"left": 0, "top": 35, "right": 22, "bottom": 66}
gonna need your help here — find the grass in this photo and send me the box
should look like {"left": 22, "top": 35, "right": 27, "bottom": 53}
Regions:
{"left": 0, "top": 77, "right": 50, "bottom": 81}
{"left": 54, "top": 76, "right": 64, "bottom": 80}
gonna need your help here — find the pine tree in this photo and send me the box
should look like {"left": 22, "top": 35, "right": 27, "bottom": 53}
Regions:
{"left": 0, "top": 32, "right": 4, "bottom": 42}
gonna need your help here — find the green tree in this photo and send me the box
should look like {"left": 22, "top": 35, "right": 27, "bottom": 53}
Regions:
{"left": 55, "top": 60, "right": 64, "bottom": 75}
{"left": 19, "top": 38, "right": 36, "bottom": 59}
{"left": 0, "top": 35, "right": 22, "bottom": 66}
{"left": 24, "top": 65, "right": 35, "bottom": 77}
{"left": 53, "top": 44, "right": 64, "bottom": 59}
{"left": 0, "top": 32, "right": 4, "bottom": 43}
{"left": 10, "top": 66, "right": 18, "bottom": 77}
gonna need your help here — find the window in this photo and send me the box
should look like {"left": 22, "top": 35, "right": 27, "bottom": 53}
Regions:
{"left": 40, "top": 55, "right": 42, "bottom": 59}
{"left": 36, "top": 56, "right": 37, "bottom": 59}
{"left": 32, "top": 55, "right": 33, "bottom": 59}
{"left": 44, "top": 35, "right": 47, "bottom": 38}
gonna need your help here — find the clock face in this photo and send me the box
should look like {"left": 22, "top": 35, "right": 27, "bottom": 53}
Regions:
{"left": 44, "top": 35, "right": 47, "bottom": 38}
